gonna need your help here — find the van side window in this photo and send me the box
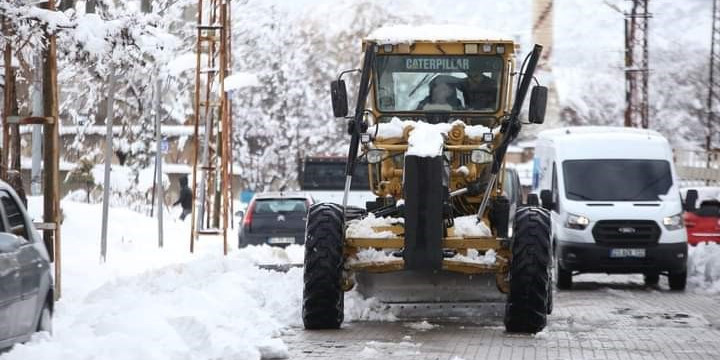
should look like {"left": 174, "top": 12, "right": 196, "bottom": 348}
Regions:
{"left": 551, "top": 163, "right": 559, "bottom": 211}
{"left": 0, "top": 191, "right": 28, "bottom": 240}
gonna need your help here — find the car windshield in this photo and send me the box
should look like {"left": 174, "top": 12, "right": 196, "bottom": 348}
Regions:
{"left": 253, "top": 199, "right": 307, "bottom": 214}
{"left": 374, "top": 55, "right": 503, "bottom": 113}
{"left": 563, "top": 159, "right": 673, "bottom": 201}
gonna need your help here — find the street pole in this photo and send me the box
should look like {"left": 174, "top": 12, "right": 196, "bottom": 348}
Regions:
{"left": 31, "top": 55, "right": 43, "bottom": 195}
{"left": 100, "top": 66, "right": 117, "bottom": 262}
{"left": 155, "top": 78, "right": 164, "bottom": 248}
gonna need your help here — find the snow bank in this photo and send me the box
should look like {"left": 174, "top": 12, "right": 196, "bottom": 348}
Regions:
{"left": 4, "top": 198, "right": 398, "bottom": 360}
{"left": 688, "top": 242, "right": 720, "bottom": 294}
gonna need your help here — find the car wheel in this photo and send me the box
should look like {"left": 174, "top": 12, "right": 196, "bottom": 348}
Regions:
{"left": 668, "top": 271, "right": 687, "bottom": 291}
{"left": 36, "top": 299, "right": 52, "bottom": 334}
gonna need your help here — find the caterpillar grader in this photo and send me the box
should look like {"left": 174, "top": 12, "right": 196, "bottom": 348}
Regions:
{"left": 302, "top": 26, "right": 552, "bottom": 333}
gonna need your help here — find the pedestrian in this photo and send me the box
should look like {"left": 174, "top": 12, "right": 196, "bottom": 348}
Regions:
{"left": 173, "top": 175, "right": 192, "bottom": 220}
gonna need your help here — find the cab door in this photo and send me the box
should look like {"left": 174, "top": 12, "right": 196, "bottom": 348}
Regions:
{"left": 0, "top": 190, "right": 41, "bottom": 335}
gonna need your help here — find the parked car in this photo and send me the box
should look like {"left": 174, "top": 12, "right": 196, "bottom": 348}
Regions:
{"left": 237, "top": 192, "right": 313, "bottom": 248}
{"left": 0, "top": 181, "right": 53, "bottom": 349}
{"left": 682, "top": 188, "right": 720, "bottom": 246}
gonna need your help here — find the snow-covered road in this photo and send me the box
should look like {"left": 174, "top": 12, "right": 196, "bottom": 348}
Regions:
{"left": 2, "top": 198, "right": 720, "bottom": 359}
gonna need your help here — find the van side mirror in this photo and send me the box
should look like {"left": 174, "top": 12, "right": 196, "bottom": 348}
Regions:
{"left": 526, "top": 193, "right": 539, "bottom": 206}
{"left": 540, "top": 189, "right": 554, "bottom": 211}
{"left": 684, "top": 189, "right": 698, "bottom": 212}
{"left": 330, "top": 80, "right": 349, "bottom": 118}
{"left": 234, "top": 210, "right": 244, "bottom": 219}
{"left": 0, "top": 233, "right": 22, "bottom": 254}
{"left": 529, "top": 86, "right": 548, "bottom": 124}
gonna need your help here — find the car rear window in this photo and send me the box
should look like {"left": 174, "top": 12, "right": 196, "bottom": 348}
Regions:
{"left": 253, "top": 199, "right": 308, "bottom": 214}
{"left": 695, "top": 201, "right": 720, "bottom": 217}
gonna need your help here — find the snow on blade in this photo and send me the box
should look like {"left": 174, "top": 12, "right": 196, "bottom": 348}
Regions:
{"left": 453, "top": 215, "right": 492, "bottom": 237}
{"left": 366, "top": 25, "right": 513, "bottom": 44}
{"left": 346, "top": 213, "right": 402, "bottom": 238}
{"left": 451, "top": 248, "right": 497, "bottom": 265}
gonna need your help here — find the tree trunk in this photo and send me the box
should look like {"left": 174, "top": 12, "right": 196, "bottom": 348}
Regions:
{"left": 85, "top": 0, "right": 96, "bottom": 14}
{"left": 58, "top": 0, "right": 76, "bottom": 11}
{"left": 141, "top": 0, "right": 152, "bottom": 13}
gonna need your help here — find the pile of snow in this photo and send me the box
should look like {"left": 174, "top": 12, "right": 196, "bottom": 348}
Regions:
{"left": 224, "top": 72, "right": 261, "bottom": 91}
{"left": 453, "top": 215, "right": 492, "bottom": 237}
{"left": 688, "top": 242, "right": 720, "bottom": 294}
{"left": 346, "top": 213, "right": 402, "bottom": 238}
{"left": 3, "top": 197, "right": 396, "bottom": 360}
{"left": 375, "top": 117, "right": 496, "bottom": 146}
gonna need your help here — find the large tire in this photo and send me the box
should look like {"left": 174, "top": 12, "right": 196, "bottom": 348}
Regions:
{"left": 504, "top": 207, "right": 551, "bottom": 334}
{"left": 302, "top": 203, "right": 345, "bottom": 329}
{"left": 668, "top": 271, "right": 687, "bottom": 291}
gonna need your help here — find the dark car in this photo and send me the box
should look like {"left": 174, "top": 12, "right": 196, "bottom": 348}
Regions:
{"left": 0, "top": 181, "right": 53, "bottom": 349}
{"left": 238, "top": 192, "right": 313, "bottom": 248}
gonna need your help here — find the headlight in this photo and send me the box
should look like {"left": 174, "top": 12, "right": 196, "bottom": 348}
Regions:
{"left": 565, "top": 213, "right": 590, "bottom": 230}
{"left": 663, "top": 213, "right": 684, "bottom": 230}
{"left": 470, "top": 149, "right": 493, "bottom": 164}
{"left": 367, "top": 149, "right": 384, "bottom": 164}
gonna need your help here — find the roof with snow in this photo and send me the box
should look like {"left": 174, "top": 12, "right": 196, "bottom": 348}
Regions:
{"left": 537, "top": 126, "right": 664, "bottom": 141}
{"left": 365, "top": 25, "right": 514, "bottom": 45}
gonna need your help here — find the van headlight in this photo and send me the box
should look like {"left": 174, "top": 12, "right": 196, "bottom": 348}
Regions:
{"left": 565, "top": 213, "right": 590, "bottom": 230}
{"left": 663, "top": 213, "right": 684, "bottom": 230}
{"left": 367, "top": 149, "right": 384, "bottom": 164}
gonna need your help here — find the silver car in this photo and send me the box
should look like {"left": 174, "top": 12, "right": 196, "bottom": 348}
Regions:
{"left": 0, "top": 181, "right": 53, "bottom": 349}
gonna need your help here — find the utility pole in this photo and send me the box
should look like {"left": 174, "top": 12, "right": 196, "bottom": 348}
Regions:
{"left": 624, "top": 0, "right": 650, "bottom": 128}
{"left": 707, "top": 0, "right": 720, "bottom": 155}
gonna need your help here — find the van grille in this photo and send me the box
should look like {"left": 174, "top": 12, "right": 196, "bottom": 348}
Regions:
{"left": 591, "top": 220, "right": 661, "bottom": 246}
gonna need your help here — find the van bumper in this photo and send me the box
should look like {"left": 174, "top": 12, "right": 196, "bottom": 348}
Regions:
{"left": 557, "top": 241, "right": 687, "bottom": 274}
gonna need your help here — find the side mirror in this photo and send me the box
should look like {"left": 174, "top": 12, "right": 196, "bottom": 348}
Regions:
{"left": 0, "top": 233, "right": 22, "bottom": 254}
{"left": 684, "top": 189, "right": 698, "bottom": 212}
{"left": 234, "top": 210, "right": 244, "bottom": 219}
{"left": 540, "top": 189, "right": 554, "bottom": 211}
{"left": 330, "top": 80, "right": 349, "bottom": 118}
{"left": 526, "top": 193, "right": 539, "bottom": 206}
{"left": 529, "top": 86, "right": 548, "bottom": 124}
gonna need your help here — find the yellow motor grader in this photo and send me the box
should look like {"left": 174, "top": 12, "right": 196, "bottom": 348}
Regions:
{"left": 302, "top": 26, "right": 551, "bottom": 333}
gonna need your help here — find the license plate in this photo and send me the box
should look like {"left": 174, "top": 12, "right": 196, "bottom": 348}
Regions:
{"left": 268, "top": 237, "right": 294, "bottom": 244}
{"left": 610, "top": 248, "right": 646, "bottom": 258}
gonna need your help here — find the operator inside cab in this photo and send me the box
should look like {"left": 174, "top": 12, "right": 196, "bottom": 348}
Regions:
{"left": 374, "top": 55, "right": 502, "bottom": 117}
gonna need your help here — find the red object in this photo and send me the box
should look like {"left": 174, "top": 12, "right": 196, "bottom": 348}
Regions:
{"left": 684, "top": 200, "right": 720, "bottom": 246}
{"left": 243, "top": 201, "right": 256, "bottom": 227}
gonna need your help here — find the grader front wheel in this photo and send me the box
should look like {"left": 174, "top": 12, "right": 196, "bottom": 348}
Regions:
{"left": 504, "top": 207, "right": 552, "bottom": 334}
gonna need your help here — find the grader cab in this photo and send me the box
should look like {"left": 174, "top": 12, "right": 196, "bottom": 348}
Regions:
{"left": 302, "top": 26, "right": 552, "bottom": 334}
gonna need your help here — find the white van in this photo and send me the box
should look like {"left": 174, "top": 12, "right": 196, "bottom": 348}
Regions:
{"left": 533, "top": 126, "right": 687, "bottom": 290}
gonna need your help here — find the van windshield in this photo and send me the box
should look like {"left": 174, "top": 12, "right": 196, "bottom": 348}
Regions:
{"left": 563, "top": 159, "right": 672, "bottom": 201}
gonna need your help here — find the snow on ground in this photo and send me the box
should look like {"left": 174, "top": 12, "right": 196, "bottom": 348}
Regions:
{"left": 1, "top": 197, "right": 391, "bottom": 360}
{"left": 5, "top": 196, "right": 720, "bottom": 359}
{"left": 404, "top": 320, "right": 440, "bottom": 331}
